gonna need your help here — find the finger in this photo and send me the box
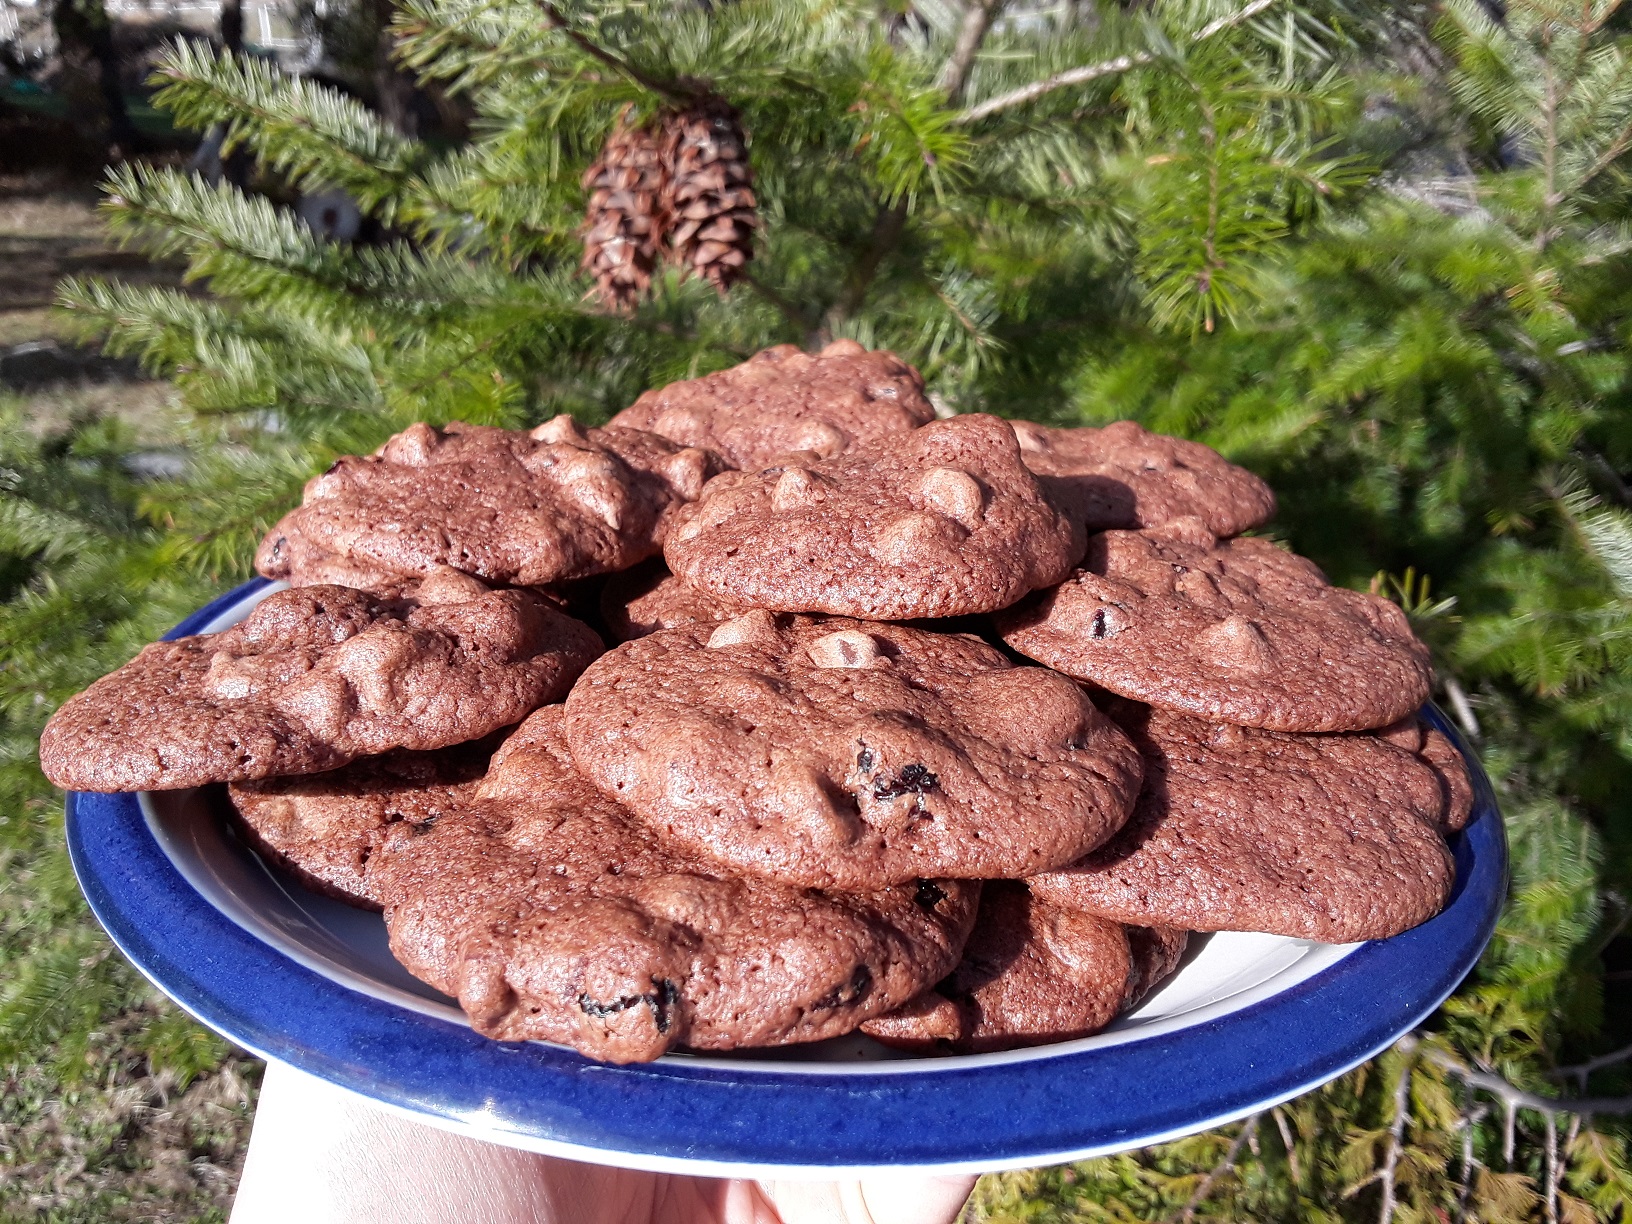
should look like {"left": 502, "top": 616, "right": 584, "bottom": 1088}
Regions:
{"left": 755, "top": 1173, "right": 977, "bottom": 1224}
{"left": 230, "top": 1061, "right": 607, "bottom": 1224}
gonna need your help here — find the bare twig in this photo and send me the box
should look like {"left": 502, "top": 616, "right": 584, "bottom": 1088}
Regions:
{"left": 1166, "top": 1114, "right": 1260, "bottom": 1223}
{"left": 1544, "top": 1111, "right": 1560, "bottom": 1224}
{"left": 1271, "top": 1107, "right": 1301, "bottom": 1186}
{"left": 957, "top": 52, "right": 1150, "bottom": 123}
{"left": 535, "top": 1, "right": 695, "bottom": 102}
{"left": 1553, "top": 1041, "right": 1632, "bottom": 1086}
{"left": 1454, "top": 1099, "right": 1489, "bottom": 1224}
{"left": 1418, "top": 1044, "right": 1632, "bottom": 1116}
{"left": 939, "top": 0, "right": 1004, "bottom": 104}
{"left": 1442, "top": 676, "right": 1482, "bottom": 743}
{"left": 1377, "top": 1042, "right": 1418, "bottom": 1224}
{"left": 955, "top": 0, "right": 1282, "bottom": 123}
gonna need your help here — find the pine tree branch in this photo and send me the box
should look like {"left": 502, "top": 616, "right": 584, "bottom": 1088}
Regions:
{"left": 739, "top": 271, "right": 819, "bottom": 341}
{"left": 1165, "top": 1114, "right": 1260, "bottom": 1223}
{"left": 939, "top": 0, "right": 1003, "bottom": 105}
{"left": 1552, "top": 1041, "right": 1632, "bottom": 1084}
{"left": 1443, "top": 675, "right": 1483, "bottom": 742}
{"left": 533, "top": 1, "right": 696, "bottom": 103}
{"left": 1375, "top": 1044, "right": 1417, "bottom": 1224}
{"left": 1574, "top": 115, "right": 1632, "bottom": 196}
{"left": 1271, "top": 1106, "right": 1301, "bottom": 1186}
{"left": 829, "top": 201, "right": 909, "bottom": 331}
{"left": 1417, "top": 1042, "right": 1632, "bottom": 1115}
{"left": 954, "top": 0, "right": 1283, "bottom": 123}
{"left": 828, "top": 0, "right": 1007, "bottom": 330}
{"left": 1544, "top": 1109, "right": 1560, "bottom": 1224}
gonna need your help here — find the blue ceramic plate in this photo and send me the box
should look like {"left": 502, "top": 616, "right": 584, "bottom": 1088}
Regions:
{"left": 66, "top": 579, "right": 1507, "bottom": 1176}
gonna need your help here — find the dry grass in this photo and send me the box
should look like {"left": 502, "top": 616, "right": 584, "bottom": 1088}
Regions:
{"left": 0, "top": 168, "right": 259, "bottom": 1224}
{"left": 0, "top": 169, "right": 182, "bottom": 349}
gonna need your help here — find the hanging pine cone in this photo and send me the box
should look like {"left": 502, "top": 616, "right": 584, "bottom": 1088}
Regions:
{"left": 580, "top": 111, "right": 667, "bottom": 311}
{"left": 660, "top": 99, "right": 757, "bottom": 294}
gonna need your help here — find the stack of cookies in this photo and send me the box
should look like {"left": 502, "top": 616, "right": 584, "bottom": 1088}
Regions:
{"left": 40, "top": 338, "right": 1472, "bottom": 1065}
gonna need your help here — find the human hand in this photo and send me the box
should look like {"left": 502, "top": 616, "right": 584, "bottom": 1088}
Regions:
{"left": 231, "top": 1060, "right": 976, "bottom": 1224}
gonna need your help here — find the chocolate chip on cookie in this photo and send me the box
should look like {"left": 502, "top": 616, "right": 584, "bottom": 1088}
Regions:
{"left": 666, "top": 414, "right": 1083, "bottom": 620}
{"left": 563, "top": 611, "right": 1142, "bottom": 890}
{"left": 369, "top": 707, "right": 979, "bottom": 1064}
{"left": 1011, "top": 420, "right": 1276, "bottom": 537}
{"left": 599, "top": 558, "right": 745, "bottom": 642}
{"left": 255, "top": 418, "right": 719, "bottom": 588}
{"left": 998, "top": 520, "right": 1432, "bottom": 732}
{"left": 609, "top": 340, "right": 935, "bottom": 471}
{"left": 228, "top": 740, "right": 494, "bottom": 908}
{"left": 860, "top": 881, "right": 1187, "bottom": 1053}
{"left": 1028, "top": 704, "right": 1456, "bottom": 942}
{"left": 40, "top": 581, "right": 602, "bottom": 792}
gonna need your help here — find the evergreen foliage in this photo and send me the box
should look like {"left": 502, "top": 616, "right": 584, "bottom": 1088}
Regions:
{"left": 8, "top": 0, "right": 1632, "bottom": 1216}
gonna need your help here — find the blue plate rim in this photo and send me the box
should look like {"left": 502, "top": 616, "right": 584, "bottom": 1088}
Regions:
{"left": 64, "top": 579, "right": 1509, "bottom": 1176}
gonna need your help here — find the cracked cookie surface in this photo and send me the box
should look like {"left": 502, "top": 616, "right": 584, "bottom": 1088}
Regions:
{"left": 256, "top": 417, "right": 718, "bottom": 588}
{"left": 40, "top": 577, "right": 602, "bottom": 791}
{"left": 1011, "top": 419, "right": 1276, "bottom": 536}
{"left": 1028, "top": 704, "right": 1456, "bottom": 942}
{"left": 562, "top": 611, "right": 1142, "bottom": 889}
{"left": 666, "top": 414, "right": 1082, "bottom": 620}
{"left": 369, "top": 707, "right": 979, "bottom": 1063}
{"left": 609, "top": 340, "right": 935, "bottom": 471}
{"left": 998, "top": 520, "right": 1432, "bottom": 732}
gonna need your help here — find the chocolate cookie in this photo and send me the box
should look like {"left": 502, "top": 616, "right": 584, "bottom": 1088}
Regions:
{"left": 370, "top": 707, "right": 980, "bottom": 1064}
{"left": 40, "top": 580, "right": 602, "bottom": 792}
{"left": 1378, "top": 714, "right": 1475, "bottom": 833}
{"left": 860, "top": 882, "right": 1188, "bottom": 1053}
{"left": 563, "top": 611, "right": 1142, "bottom": 889}
{"left": 255, "top": 417, "right": 718, "bottom": 588}
{"left": 998, "top": 520, "right": 1432, "bottom": 732}
{"left": 1028, "top": 704, "right": 1456, "bottom": 942}
{"left": 1125, "top": 923, "right": 1191, "bottom": 1009}
{"left": 228, "top": 741, "right": 492, "bottom": 908}
{"left": 599, "top": 559, "right": 744, "bottom": 642}
{"left": 666, "top": 414, "right": 1083, "bottom": 620}
{"left": 609, "top": 340, "right": 936, "bottom": 471}
{"left": 1011, "top": 420, "right": 1276, "bottom": 536}
{"left": 261, "top": 531, "right": 404, "bottom": 593}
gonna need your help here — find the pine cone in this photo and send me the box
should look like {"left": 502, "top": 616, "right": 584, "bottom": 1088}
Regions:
{"left": 581, "top": 111, "right": 667, "bottom": 311}
{"left": 661, "top": 99, "right": 757, "bottom": 294}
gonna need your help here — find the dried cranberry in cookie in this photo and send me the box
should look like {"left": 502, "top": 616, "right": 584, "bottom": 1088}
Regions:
{"left": 1010, "top": 419, "right": 1276, "bottom": 537}
{"left": 39, "top": 581, "right": 602, "bottom": 792}
{"left": 1028, "top": 704, "right": 1456, "bottom": 942}
{"left": 369, "top": 707, "right": 978, "bottom": 1064}
{"left": 666, "top": 414, "right": 1083, "bottom": 620}
{"left": 998, "top": 520, "right": 1432, "bottom": 732}
{"left": 562, "top": 611, "right": 1141, "bottom": 890}
{"left": 610, "top": 340, "right": 935, "bottom": 471}
{"left": 255, "top": 418, "right": 718, "bottom": 588}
